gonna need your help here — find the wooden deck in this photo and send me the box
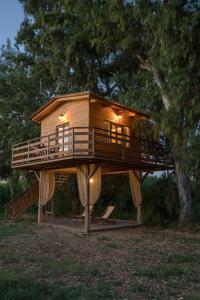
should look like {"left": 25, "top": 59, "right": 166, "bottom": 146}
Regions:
{"left": 12, "top": 127, "right": 173, "bottom": 171}
{"left": 43, "top": 217, "right": 139, "bottom": 233}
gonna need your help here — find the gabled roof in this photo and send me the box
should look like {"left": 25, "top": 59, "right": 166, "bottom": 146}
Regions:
{"left": 31, "top": 91, "right": 149, "bottom": 122}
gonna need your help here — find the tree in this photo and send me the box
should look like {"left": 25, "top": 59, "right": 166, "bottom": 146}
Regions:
{"left": 12, "top": 0, "right": 200, "bottom": 221}
{"left": 0, "top": 41, "right": 52, "bottom": 179}
{"left": 85, "top": 0, "right": 200, "bottom": 221}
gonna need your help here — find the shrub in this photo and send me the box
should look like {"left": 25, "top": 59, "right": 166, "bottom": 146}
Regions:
{"left": 142, "top": 174, "right": 179, "bottom": 226}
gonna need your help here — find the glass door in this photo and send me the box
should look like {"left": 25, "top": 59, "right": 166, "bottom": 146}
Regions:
{"left": 57, "top": 123, "right": 70, "bottom": 152}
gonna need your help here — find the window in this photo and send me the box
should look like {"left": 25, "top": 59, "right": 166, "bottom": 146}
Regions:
{"left": 104, "top": 121, "right": 130, "bottom": 147}
{"left": 56, "top": 122, "right": 70, "bottom": 152}
{"left": 104, "top": 121, "right": 110, "bottom": 143}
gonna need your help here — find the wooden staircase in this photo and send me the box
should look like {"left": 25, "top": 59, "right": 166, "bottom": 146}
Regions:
{"left": 4, "top": 174, "right": 69, "bottom": 222}
{"left": 5, "top": 183, "right": 39, "bottom": 222}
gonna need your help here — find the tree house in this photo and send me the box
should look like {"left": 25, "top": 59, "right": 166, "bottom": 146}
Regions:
{"left": 9, "top": 91, "right": 173, "bottom": 232}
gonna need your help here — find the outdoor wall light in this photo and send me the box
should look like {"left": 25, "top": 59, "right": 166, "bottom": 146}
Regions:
{"left": 59, "top": 114, "right": 67, "bottom": 122}
{"left": 115, "top": 113, "right": 122, "bottom": 122}
{"left": 89, "top": 178, "right": 94, "bottom": 183}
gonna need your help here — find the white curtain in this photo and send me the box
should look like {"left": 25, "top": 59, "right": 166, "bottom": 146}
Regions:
{"left": 129, "top": 170, "right": 142, "bottom": 208}
{"left": 129, "top": 170, "right": 142, "bottom": 224}
{"left": 77, "top": 164, "right": 101, "bottom": 207}
{"left": 40, "top": 170, "right": 55, "bottom": 205}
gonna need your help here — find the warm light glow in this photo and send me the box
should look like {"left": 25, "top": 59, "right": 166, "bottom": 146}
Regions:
{"left": 89, "top": 178, "right": 94, "bottom": 183}
{"left": 114, "top": 113, "right": 122, "bottom": 122}
{"left": 59, "top": 114, "right": 67, "bottom": 122}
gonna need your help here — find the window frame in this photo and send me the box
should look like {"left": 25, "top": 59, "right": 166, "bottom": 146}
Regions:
{"left": 56, "top": 122, "right": 70, "bottom": 151}
{"left": 104, "top": 120, "right": 130, "bottom": 147}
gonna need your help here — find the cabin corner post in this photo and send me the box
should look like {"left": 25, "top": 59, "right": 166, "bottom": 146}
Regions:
{"left": 84, "top": 164, "right": 90, "bottom": 233}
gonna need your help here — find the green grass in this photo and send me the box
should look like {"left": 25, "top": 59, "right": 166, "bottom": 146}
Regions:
{"left": 0, "top": 270, "right": 117, "bottom": 300}
{"left": 0, "top": 222, "right": 35, "bottom": 241}
{"left": 137, "top": 264, "right": 186, "bottom": 279}
{"left": 0, "top": 220, "right": 200, "bottom": 299}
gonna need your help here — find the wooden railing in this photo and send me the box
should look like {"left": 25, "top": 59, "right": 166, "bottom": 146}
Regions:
{"left": 5, "top": 183, "right": 39, "bottom": 221}
{"left": 12, "top": 127, "right": 173, "bottom": 168}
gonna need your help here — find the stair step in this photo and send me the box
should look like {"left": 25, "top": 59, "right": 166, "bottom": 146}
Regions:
{"left": 5, "top": 183, "right": 39, "bottom": 222}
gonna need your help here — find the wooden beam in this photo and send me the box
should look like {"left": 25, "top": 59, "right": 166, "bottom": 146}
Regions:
{"left": 132, "top": 170, "right": 142, "bottom": 183}
{"left": 88, "top": 164, "right": 101, "bottom": 180}
{"left": 38, "top": 172, "right": 43, "bottom": 224}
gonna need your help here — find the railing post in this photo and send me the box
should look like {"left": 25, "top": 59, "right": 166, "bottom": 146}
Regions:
{"left": 27, "top": 141, "right": 30, "bottom": 160}
{"left": 72, "top": 128, "right": 74, "bottom": 156}
{"left": 11, "top": 145, "right": 14, "bottom": 167}
{"left": 47, "top": 135, "right": 50, "bottom": 159}
{"left": 92, "top": 128, "right": 95, "bottom": 156}
{"left": 122, "top": 134, "right": 125, "bottom": 160}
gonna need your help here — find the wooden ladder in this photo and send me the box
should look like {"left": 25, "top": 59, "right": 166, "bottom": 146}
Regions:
{"left": 5, "top": 183, "right": 39, "bottom": 222}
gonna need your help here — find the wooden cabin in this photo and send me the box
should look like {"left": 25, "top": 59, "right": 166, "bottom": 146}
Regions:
{"left": 8, "top": 91, "right": 173, "bottom": 232}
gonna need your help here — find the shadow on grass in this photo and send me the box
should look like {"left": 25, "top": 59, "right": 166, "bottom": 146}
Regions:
{"left": 0, "top": 271, "right": 117, "bottom": 300}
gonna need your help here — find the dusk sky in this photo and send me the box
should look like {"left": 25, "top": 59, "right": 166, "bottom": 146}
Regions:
{"left": 0, "top": 0, "right": 24, "bottom": 46}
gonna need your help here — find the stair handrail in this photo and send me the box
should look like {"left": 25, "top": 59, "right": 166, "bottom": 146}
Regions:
{"left": 5, "top": 182, "right": 38, "bottom": 210}
{"left": 5, "top": 183, "right": 39, "bottom": 220}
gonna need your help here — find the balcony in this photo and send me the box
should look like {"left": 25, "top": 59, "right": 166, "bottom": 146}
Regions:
{"left": 12, "top": 127, "right": 173, "bottom": 171}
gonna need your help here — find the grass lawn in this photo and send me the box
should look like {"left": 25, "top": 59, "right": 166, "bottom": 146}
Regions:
{"left": 0, "top": 218, "right": 200, "bottom": 300}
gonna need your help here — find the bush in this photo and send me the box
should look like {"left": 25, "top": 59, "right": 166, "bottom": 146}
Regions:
{"left": 95, "top": 174, "right": 136, "bottom": 220}
{"left": 0, "top": 182, "right": 11, "bottom": 208}
{"left": 53, "top": 175, "right": 80, "bottom": 216}
{"left": 142, "top": 174, "right": 179, "bottom": 226}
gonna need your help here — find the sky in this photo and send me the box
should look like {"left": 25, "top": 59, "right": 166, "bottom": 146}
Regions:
{"left": 0, "top": 0, "right": 24, "bottom": 47}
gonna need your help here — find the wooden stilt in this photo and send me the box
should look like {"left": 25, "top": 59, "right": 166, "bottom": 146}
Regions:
{"left": 84, "top": 164, "right": 90, "bottom": 233}
{"left": 37, "top": 172, "right": 43, "bottom": 224}
{"left": 137, "top": 206, "right": 142, "bottom": 225}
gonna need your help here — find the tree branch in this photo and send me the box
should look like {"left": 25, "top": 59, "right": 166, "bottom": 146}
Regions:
{"left": 137, "top": 55, "right": 171, "bottom": 111}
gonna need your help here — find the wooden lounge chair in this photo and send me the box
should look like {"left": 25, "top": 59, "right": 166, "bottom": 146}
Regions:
{"left": 93, "top": 205, "right": 116, "bottom": 224}
{"left": 77, "top": 205, "right": 94, "bottom": 218}
{"left": 101, "top": 205, "right": 115, "bottom": 219}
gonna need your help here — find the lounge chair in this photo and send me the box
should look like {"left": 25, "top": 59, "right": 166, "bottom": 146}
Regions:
{"left": 77, "top": 205, "right": 94, "bottom": 217}
{"left": 101, "top": 205, "right": 115, "bottom": 219}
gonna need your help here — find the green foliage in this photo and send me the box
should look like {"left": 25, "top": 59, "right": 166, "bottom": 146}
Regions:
{"left": 0, "top": 182, "right": 11, "bottom": 208}
{"left": 142, "top": 174, "right": 180, "bottom": 226}
{"left": 53, "top": 175, "right": 80, "bottom": 216}
{"left": 0, "top": 43, "right": 44, "bottom": 178}
{"left": 95, "top": 174, "right": 136, "bottom": 220}
{"left": 0, "top": 0, "right": 199, "bottom": 221}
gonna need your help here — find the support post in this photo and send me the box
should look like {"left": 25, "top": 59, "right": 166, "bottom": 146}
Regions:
{"left": 137, "top": 206, "right": 142, "bottom": 225}
{"left": 129, "top": 170, "right": 143, "bottom": 225}
{"left": 37, "top": 172, "right": 43, "bottom": 224}
{"left": 84, "top": 164, "right": 90, "bottom": 233}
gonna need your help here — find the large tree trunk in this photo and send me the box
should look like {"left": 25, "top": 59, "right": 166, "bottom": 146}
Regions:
{"left": 139, "top": 59, "right": 192, "bottom": 222}
{"left": 153, "top": 70, "right": 192, "bottom": 222}
{"left": 174, "top": 153, "right": 192, "bottom": 222}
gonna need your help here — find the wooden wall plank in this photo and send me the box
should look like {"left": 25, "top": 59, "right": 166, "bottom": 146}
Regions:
{"left": 41, "top": 99, "right": 89, "bottom": 136}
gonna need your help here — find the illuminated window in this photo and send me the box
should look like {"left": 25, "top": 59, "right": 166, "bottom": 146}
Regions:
{"left": 104, "top": 121, "right": 111, "bottom": 143}
{"left": 104, "top": 121, "right": 130, "bottom": 147}
{"left": 56, "top": 122, "right": 70, "bottom": 151}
